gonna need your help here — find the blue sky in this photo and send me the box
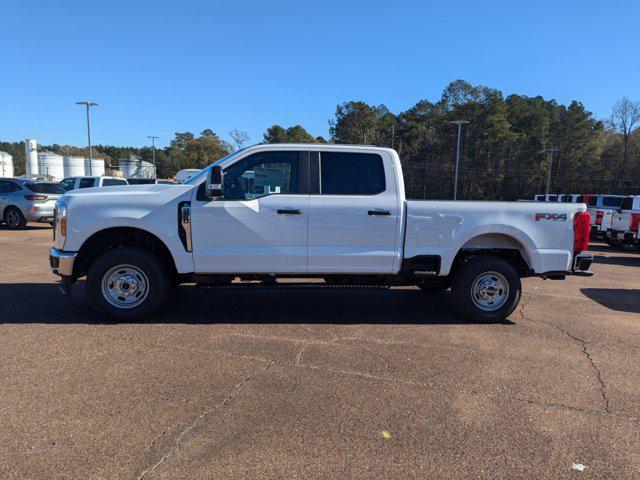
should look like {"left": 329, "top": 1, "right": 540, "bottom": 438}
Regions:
{"left": 1, "top": 0, "right": 638, "bottom": 148}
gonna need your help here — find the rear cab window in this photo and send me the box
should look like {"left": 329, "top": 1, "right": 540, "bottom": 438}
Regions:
{"left": 602, "top": 196, "right": 624, "bottom": 208}
{"left": 620, "top": 197, "right": 634, "bottom": 210}
{"left": 318, "top": 152, "right": 385, "bottom": 195}
{"left": 102, "top": 178, "right": 128, "bottom": 187}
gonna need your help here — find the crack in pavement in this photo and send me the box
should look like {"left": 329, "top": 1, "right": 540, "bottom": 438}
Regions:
{"left": 294, "top": 343, "right": 308, "bottom": 366}
{"left": 519, "top": 301, "right": 612, "bottom": 415}
{"left": 135, "top": 361, "right": 273, "bottom": 480}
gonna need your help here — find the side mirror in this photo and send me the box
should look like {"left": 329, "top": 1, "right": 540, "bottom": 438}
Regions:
{"left": 206, "top": 165, "right": 224, "bottom": 199}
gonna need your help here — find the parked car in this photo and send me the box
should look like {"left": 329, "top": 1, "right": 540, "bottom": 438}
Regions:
{"left": 607, "top": 196, "right": 640, "bottom": 246}
{"left": 49, "top": 144, "right": 593, "bottom": 323}
{"left": 0, "top": 178, "right": 65, "bottom": 229}
{"left": 586, "top": 194, "right": 625, "bottom": 238}
{"left": 59, "top": 176, "right": 129, "bottom": 191}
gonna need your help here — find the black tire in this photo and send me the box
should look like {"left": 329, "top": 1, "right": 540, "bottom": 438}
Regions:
{"left": 451, "top": 256, "right": 521, "bottom": 323}
{"left": 86, "top": 247, "right": 170, "bottom": 321}
{"left": 416, "top": 278, "right": 451, "bottom": 293}
{"left": 3, "top": 207, "right": 27, "bottom": 230}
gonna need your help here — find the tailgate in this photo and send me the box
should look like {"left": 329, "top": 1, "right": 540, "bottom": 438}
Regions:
{"left": 611, "top": 212, "right": 630, "bottom": 231}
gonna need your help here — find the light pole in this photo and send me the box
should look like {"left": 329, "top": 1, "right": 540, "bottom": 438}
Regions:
{"left": 545, "top": 147, "right": 558, "bottom": 195}
{"left": 76, "top": 101, "right": 98, "bottom": 175}
{"left": 147, "top": 135, "right": 158, "bottom": 177}
{"left": 450, "top": 120, "right": 469, "bottom": 200}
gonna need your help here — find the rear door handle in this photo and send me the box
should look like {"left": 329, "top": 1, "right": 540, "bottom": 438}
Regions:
{"left": 277, "top": 209, "right": 302, "bottom": 215}
{"left": 368, "top": 210, "right": 391, "bottom": 216}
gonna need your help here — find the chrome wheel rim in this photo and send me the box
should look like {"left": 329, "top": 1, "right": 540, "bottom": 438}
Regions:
{"left": 471, "top": 271, "right": 509, "bottom": 312}
{"left": 101, "top": 264, "right": 149, "bottom": 309}
{"left": 6, "top": 210, "right": 20, "bottom": 227}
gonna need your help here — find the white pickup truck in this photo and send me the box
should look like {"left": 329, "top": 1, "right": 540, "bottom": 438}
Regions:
{"left": 49, "top": 144, "right": 593, "bottom": 322}
{"left": 607, "top": 196, "right": 640, "bottom": 246}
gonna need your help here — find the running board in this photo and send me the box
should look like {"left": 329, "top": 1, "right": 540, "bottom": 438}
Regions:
{"left": 195, "top": 282, "right": 390, "bottom": 290}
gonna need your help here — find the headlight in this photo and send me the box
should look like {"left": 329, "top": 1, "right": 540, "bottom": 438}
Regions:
{"left": 55, "top": 201, "right": 67, "bottom": 237}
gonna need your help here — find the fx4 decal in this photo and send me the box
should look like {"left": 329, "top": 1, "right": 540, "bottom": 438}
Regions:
{"left": 535, "top": 212, "right": 567, "bottom": 222}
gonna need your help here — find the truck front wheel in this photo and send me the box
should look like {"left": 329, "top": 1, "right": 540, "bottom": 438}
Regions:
{"left": 86, "top": 247, "right": 170, "bottom": 321}
{"left": 451, "top": 256, "right": 521, "bottom": 322}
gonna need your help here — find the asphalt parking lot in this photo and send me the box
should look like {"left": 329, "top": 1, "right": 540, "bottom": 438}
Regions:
{"left": 1, "top": 226, "right": 639, "bottom": 479}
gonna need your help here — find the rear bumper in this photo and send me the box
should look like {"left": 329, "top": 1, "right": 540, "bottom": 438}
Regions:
{"left": 606, "top": 229, "right": 636, "bottom": 244}
{"left": 24, "top": 205, "right": 55, "bottom": 223}
{"left": 49, "top": 247, "right": 77, "bottom": 277}
{"left": 573, "top": 252, "right": 593, "bottom": 273}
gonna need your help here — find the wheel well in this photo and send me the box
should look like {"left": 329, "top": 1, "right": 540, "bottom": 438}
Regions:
{"left": 3, "top": 204, "right": 20, "bottom": 217}
{"left": 73, "top": 227, "right": 177, "bottom": 279}
{"left": 454, "top": 234, "right": 532, "bottom": 277}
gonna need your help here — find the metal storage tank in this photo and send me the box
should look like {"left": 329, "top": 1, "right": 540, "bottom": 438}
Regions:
{"left": 25, "top": 139, "right": 39, "bottom": 177}
{"left": 84, "top": 158, "right": 105, "bottom": 177}
{"left": 63, "top": 157, "right": 86, "bottom": 177}
{"left": 37, "top": 152, "right": 65, "bottom": 180}
{"left": 0, "top": 151, "right": 14, "bottom": 178}
{"left": 119, "top": 158, "right": 156, "bottom": 179}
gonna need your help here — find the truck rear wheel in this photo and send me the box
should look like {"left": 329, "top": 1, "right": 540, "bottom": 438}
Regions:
{"left": 451, "top": 256, "right": 521, "bottom": 323}
{"left": 86, "top": 247, "right": 170, "bottom": 321}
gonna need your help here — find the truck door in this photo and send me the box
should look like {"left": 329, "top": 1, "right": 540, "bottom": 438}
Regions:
{"left": 307, "top": 150, "right": 401, "bottom": 274}
{"left": 191, "top": 149, "right": 310, "bottom": 274}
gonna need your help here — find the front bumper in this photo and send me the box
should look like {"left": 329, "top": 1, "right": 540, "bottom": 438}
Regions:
{"left": 49, "top": 247, "right": 77, "bottom": 277}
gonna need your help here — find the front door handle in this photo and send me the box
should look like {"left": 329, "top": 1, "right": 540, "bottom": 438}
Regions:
{"left": 277, "top": 209, "right": 303, "bottom": 215}
{"left": 368, "top": 210, "right": 391, "bottom": 216}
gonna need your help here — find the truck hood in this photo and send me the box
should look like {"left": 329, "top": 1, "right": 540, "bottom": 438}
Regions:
{"left": 63, "top": 183, "right": 190, "bottom": 197}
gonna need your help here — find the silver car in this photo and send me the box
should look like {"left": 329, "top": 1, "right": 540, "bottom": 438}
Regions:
{"left": 0, "top": 178, "right": 66, "bottom": 229}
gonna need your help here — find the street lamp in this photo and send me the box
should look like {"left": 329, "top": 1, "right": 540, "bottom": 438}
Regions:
{"left": 450, "top": 120, "right": 469, "bottom": 200}
{"left": 147, "top": 135, "right": 158, "bottom": 177}
{"left": 545, "top": 147, "right": 558, "bottom": 195}
{"left": 76, "top": 101, "right": 98, "bottom": 175}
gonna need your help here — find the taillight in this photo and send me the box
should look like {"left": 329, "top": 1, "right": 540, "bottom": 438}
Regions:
{"left": 573, "top": 212, "right": 590, "bottom": 253}
{"left": 631, "top": 213, "right": 640, "bottom": 232}
{"left": 24, "top": 195, "right": 47, "bottom": 201}
{"left": 595, "top": 211, "right": 603, "bottom": 225}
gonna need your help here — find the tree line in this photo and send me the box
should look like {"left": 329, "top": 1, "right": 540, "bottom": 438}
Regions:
{"left": 2, "top": 79, "right": 639, "bottom": 200}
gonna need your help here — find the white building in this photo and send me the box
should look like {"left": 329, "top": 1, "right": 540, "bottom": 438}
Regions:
{"left": 119, "top": 156, "right": 156, "bottom": 179}
{"left": 0, "top": 151, "right": 14, "bottom": 178}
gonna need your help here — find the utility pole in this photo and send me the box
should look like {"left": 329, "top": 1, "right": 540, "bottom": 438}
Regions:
{"left": 76, "top": 101, "right": 98, "bottom": 175}
{"left": 545, "top": 147, "right": 558, "bottom": 195}
{"left": 147, "top": 135, "right": 158, "bottom": 178}
{"left": 450, "top": 120, "right": 469, "bottom": 200}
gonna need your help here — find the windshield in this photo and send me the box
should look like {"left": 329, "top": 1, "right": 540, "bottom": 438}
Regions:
{"left": 182, "top": 149, "right": 247, "bottom": 185}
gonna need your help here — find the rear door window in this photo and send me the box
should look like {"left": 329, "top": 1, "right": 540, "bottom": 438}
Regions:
{"left": 319, "top": 152, "right": 385, "bottom": 195}
{"left": 587, "top": 196, "right": 597, "bottom": 206}
{"left": 0, "top": 180, "right": 21, "bottom": 193}
{"left": 60, "top": 178, "right": 76, "bottom": 191}
{"left": 79, "top": 178, "right": 95, "bottom": 189}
